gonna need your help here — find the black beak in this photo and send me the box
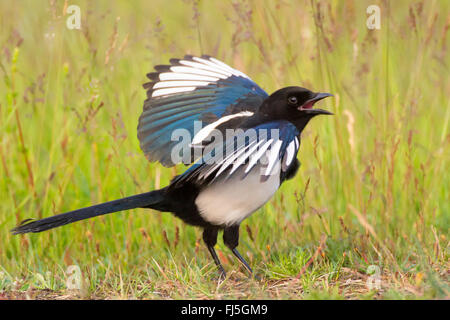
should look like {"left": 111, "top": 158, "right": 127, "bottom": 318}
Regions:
{"left": 312, "top": 92, "right": 333, "bottom": 101}
{"left": 299, "top": 92, "right": 334, "bottom": 115}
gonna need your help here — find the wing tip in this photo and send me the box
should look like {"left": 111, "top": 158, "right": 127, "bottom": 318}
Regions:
{"left": 146, "top": 72, "right": 159, "bottom": 81}
{"left": 154, "top": 64, "right": 171, "bottom": 72}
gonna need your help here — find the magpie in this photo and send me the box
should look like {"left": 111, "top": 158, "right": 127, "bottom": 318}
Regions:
{"left": 12, "top": 55, "right": 333, "bottom": 277}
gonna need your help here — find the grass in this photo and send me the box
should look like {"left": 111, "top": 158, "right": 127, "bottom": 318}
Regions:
{"left": 0, "top": 0, "right": 448, "bottom": 299}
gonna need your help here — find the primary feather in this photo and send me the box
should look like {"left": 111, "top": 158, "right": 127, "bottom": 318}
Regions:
{"left": 138, "top": 55, "right": 268, "bottom": 167}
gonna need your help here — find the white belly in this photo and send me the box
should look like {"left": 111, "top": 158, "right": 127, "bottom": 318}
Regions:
{"left": 195, "top": 163, "right": 281, "bottom": 226}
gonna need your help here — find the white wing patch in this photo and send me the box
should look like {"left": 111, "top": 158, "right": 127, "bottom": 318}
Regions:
{"left": 282, "top": 140, "right": 296, "bottom": 171}
{"left": 152, "top": 87, "right": 197, "bottom": 97}
{"left": 214, "top": 141, "right": 252, "bottom": 178}
{"left": 245, "top": 139, "right": 273, "bottom": 174}
{"left": 151, "top": 56, "right": 251, "bottom": 98}
{"left": 264, "top": 140, "right": 283, "bottom": 176}
{"left": 158, "top": 73, "right": 219, "bottom": 82}
{"left": 191, "top": 111, "right": 254, "bottom": 145}
{"left": 169, "top": 66, "right": 227, "bottom": 79}
{"left": 172, "top": 127, "right": 300, "bottom": 189}
{"left": 215, "top": 136, "right": 298, "bottom": 179}
{"left": 229, "top": 140, "right": 265, "bottom": 175}
{"left": 153, "top": 80, "right": 211, "bottom": 89}
{"left": 178, "top": 60, "right": 232, "bottom": 77}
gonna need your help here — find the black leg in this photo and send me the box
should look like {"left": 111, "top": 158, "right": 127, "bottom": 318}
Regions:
{"left": 223, "top": 225, "right": 253, "bottom": 275}
{"left": 203, "top": 227, "right": 226, "bottom": 278}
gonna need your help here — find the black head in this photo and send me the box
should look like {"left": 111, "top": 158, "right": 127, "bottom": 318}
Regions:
{"left": 259, "top": 86, "right": 333, "bottom": 131}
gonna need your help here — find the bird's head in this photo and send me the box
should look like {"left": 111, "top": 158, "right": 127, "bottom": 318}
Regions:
{"left": 260, "top": 86, "right": 333, "bottom": 131}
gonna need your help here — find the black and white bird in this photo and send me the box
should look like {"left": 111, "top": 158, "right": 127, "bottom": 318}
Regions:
{"left": 12, "top": 55, "right": 333, "bottom": 277}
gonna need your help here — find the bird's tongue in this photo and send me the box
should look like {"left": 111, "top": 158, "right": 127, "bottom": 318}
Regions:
{"left": 300, "top": 92, "right": 333, "bottom": 110}
{"left": 301, "top": 101, "right": 315, "bottom": 109}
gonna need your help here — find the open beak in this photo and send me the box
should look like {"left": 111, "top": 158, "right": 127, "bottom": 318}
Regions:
{"left": 299, "top": 92, "right": 334, "bottom": 115}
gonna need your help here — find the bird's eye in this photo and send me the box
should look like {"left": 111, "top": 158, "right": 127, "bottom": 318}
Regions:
{"left": 288, "top": 96, "right": 298, "bottom": 105}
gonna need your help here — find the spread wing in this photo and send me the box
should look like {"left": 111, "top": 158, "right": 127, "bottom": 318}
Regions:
{"left": 170, "top": 120, "right": 300, "bottom": 187}
{"left": 138, "top": 55, "right": 268, "bottom": 167}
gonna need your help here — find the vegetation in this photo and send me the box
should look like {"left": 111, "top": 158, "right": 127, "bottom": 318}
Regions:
{"left": 0, "top": 0, "right": 448, "bottom": 299}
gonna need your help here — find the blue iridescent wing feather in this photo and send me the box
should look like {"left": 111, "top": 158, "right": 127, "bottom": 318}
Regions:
{"left": 138, "top": 55, "right": 268, "bottom": 167}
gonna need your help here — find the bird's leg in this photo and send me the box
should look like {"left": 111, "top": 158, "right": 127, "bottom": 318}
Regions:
{"left": 223, "top": 225, "right": 253, "bottom": 275}
{"left": 202, "top": 227, "right": 226, "bottom": 278}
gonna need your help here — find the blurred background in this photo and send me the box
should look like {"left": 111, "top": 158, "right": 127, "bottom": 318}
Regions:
{"left": 0, "top": 0, "right": 448, "bottom": 299}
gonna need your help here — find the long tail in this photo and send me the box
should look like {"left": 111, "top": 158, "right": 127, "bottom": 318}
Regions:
{"left": 11, "top": 188, "right": 168, "bottom": 234}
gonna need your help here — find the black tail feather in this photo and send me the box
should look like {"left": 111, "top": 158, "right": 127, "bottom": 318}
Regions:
{"left": 11, "top": 188, "right": 168, "bottom": 234}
